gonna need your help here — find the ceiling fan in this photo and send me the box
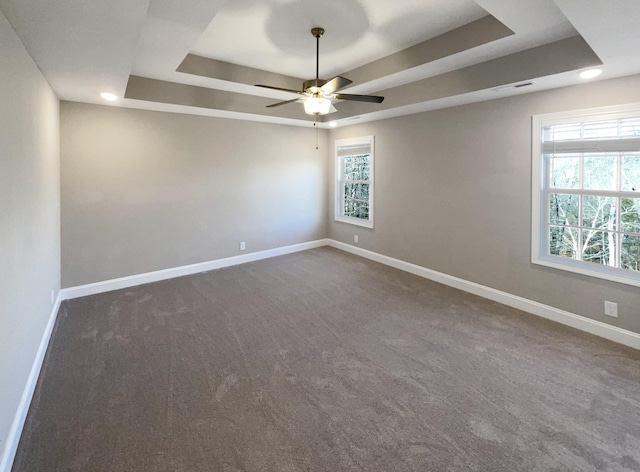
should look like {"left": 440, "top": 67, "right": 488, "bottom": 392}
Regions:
{"left": 255, "top": 27, "right": 384, "bottom": 116}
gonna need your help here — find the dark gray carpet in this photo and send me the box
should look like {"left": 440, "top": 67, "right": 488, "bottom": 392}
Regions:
{"left": 13, "top": 247, "right": 640, "bottom": 471}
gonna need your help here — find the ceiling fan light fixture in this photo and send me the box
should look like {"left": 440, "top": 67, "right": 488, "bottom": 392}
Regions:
{"left": 304, "top": 96, "right": 332, "bottom": 115}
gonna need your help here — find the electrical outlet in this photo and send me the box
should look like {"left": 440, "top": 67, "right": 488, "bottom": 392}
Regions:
{"left": 604, "top": 301, "right": 618, "bottom": 318}
{"left": 354, "top": 235, "right": 359, "bottom": 244}
{"left": 239, "top": 241, "right": 246, "bottom": 251}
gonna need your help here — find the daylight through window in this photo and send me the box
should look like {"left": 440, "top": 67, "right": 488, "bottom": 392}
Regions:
{"left": 335, "top": 136, "right": 374, "bottom": 228}
{"left": 532, "top": 105, "right": 640, "bottom": 286}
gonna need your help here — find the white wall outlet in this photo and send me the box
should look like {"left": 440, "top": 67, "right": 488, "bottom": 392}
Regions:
{"left": 354, "top": 235, "right": 359, "bottom": 244}
{"left": 604, "top": 301, "right": 618, "bottom": 318}
{"left": 239, "top": 241, "right": 246, "bottom": 251}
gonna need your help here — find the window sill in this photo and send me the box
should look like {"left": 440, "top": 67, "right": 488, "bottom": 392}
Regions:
{"left": 335, "top": 216, "right": 374, "bottom": 229}
{"left": 532, "top": 255, "right": 640, "bottom": 288}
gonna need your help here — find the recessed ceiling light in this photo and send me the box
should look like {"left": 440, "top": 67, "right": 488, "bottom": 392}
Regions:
{"left": 579, "top": 69, "right": 602, "bottom": 80}
{"left": 328, "top": 121, "right": 337, "bottom": 128}
{"left": 100, "top": 92, "right": 117, "bottom": 101}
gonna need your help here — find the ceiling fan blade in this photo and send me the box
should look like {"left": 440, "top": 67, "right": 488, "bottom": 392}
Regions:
{"left": 334, "top": 93, "right": 385, "bottom": 104}
{"left": 266, "top": 98, "right": 302, "bottom": 108}
{"left": 321, "top": 76, "right": 352, "bottom": 94}
{"left": 255, "top": 84, "right": 305, "bottom": 95}
{"left": 328, "top": 105, "right": 338, "bottom": 114}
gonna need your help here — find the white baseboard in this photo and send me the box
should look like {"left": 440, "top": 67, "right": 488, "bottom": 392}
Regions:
{"left": 328, "top": 240, "right": 640, "bottom": 350}
{"left": 61, "top": 239, "right": 329, "bottom": 300}
{"left": 0, "top": 292, "right": 62, "bottom": 472}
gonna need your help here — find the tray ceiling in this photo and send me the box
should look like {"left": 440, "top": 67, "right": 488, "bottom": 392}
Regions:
{"left": 2, "top": 0, "right": 640, "bottom": 128}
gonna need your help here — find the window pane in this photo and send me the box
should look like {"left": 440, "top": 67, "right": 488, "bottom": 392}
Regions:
{"left": 341, "top": 196, "right": 369, "bottom": 220}
{"left": 619, "top": 118, "right": 640, "bottom": 137}
{"left": 621, "top": 198, "right": 640, "bottom": 233}
{"left": 550, "top": 155, "right": 580, "bottom": 189}
{"left": 345, "top": 158, "right": 356, "bottom": 179}
{"left": 359, "top": 183, "right": 370, "bottom": 202}
{"left": 359, "top": 156, "right": 370, "bottom": 181}
{"left": 344, "top": 157, "right": 354, "bottom": 176}
{"left": 343, "top": 198, "right": 356, "bottom": 217}
{"left": 549, "top": 194, "right": 579, "bottom": 226}
{"left": 584, "top": 154, "right": 616, "bottom": 190}
{"left": 583, "top": 196, "right": 617, "bottom": 230}
{"left": 342, "top": 198, "right": 370, "bottom": 220}
{"left": 351, "top": 200, "right": 360, "bottom": 218}
{"left": 621, "top": 234, "right": 640, "bottom": 272}
{"left": 583, "top": 120, "right": 618, "bottom": 139}
{"left": 359, "top": 202, "right": 369, "bottom": 219}
{"left": 549, "top": 226, "right": 578, "bottom": 259}
{"left": 343, "top": 183, "right": 355, "bottom": 200}
{"left": 344, "top": 154, "right": 370, "bottom": 181}
{"left": 546, "top": 123, "right": 581, "bottom": 141}
{"left": 621, "top": 154, "right": 640, "bottom": 192}
{"left": 582, "top": 231, "right": 615, "bottom": 266}
{"left": 344, "top": 157, "right": 357, "bottom": 180}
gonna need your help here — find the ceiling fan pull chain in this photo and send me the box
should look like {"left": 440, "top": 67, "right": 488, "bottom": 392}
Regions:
{"left": 315, "top": 118, "right": 319, "bottom": 150}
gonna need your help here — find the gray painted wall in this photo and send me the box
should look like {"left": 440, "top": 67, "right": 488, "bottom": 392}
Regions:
{"left": 0, "top": 10, "right": 60, "bottom": 461}
{"left": 60, "top": 103, "right": 328, "bottom": 287}
{"left": 329, "top": 75, "right": 640, "bottom": 334}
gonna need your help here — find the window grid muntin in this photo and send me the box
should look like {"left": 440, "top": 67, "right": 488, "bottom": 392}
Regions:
{"left": 335, "top": 136, "right": 374, "bottom": 228}
{"left": 544, "top": 117, "right": 640, "bottom": 142}
{"left": 531, "top": 103, "right": 640, "bottom": 287}
{"left": 544, "top": 150, "right": 640, "bottom": 271}
{"left": 340, "top": 153, "right": 370, "bottom": 220}
{"left": 534, "top": 105, "right": 640, "bottom": 285}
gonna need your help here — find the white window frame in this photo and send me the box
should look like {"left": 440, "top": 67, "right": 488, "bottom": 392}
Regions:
{"left": 335, "top": 136, "right": 375, "bottom": 228}
{"left": 532, "top": 103, "right": 640, "bottom": 287}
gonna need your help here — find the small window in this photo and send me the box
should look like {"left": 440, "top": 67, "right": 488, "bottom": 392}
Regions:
{"left": 335, "top": 136, "right": 374, "bottom": 228}
{"left": 532, "top": 104, "right": 640, "bottom": 286}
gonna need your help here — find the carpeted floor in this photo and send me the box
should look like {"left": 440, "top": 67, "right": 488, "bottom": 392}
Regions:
{"left": 12, "top": 247, "right": 640, "bottom": 471}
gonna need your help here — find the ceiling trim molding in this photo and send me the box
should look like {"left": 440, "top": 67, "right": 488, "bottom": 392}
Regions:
{"left": 125, "top": 75, "right": 317, "bottom": 122}
{"left": 328, "top": 35, "right": 602, "bottom": 120}
{"left": 342, "top": 15, "right": 513, "bottom": 87}
{"left": 177, "top": 55, "right": 303, "bottom": 90}
{"left": 176, "top": 14, "right": 514, "bottom": 94}
{"left": 126, "top": 36, "right": 602, "bottom": 123}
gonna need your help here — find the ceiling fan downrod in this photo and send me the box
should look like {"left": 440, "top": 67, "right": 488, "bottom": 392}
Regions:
{"left": 311, "top": 27, "right": 324, "bottom": 81}
{"left": 255, "top": 26, "right": 384, "bottom": 115}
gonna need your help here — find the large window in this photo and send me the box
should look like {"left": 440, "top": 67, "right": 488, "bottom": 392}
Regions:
{"left": 335, "top": 136, "right": 374, "bottom": 228}
{"left": 532, "top": 104, "right": 640, "bottom": 286}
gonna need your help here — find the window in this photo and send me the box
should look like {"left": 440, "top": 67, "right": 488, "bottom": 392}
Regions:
{"left": 532, "top": 104, "right": 640, "bottom": 286}
{"left": 335, "top": 136, "right": 374, "bottom": 228}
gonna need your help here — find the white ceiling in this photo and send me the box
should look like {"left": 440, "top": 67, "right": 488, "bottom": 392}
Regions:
{"left": 192, "top": 0, "right": 488, "bottom": 78}
{"left": 2, "top": 0, "right": 640, "bottom": 128}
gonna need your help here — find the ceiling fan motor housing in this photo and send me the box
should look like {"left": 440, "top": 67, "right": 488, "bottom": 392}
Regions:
{"left": 303, "top": 79, "right": 327, "bottom": 93}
